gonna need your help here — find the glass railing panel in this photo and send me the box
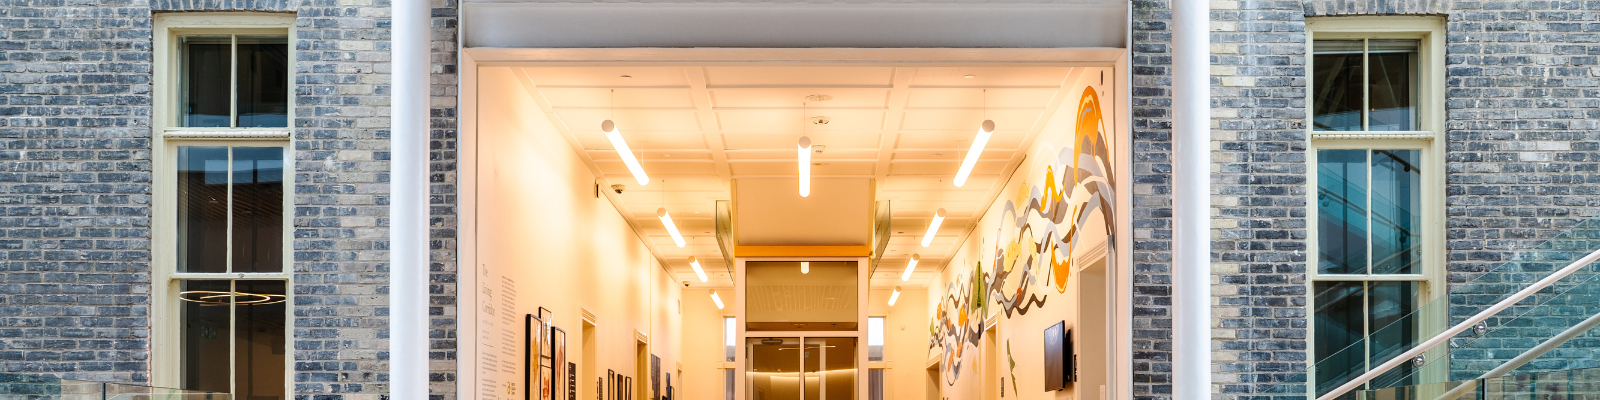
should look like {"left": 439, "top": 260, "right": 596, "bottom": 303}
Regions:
{"left": 0, "top": 372, "right": 103, "bottom": 400}
{"left": 1370, "top": 259, "right": 1600, "bottom": 390}
{"left": 1261, "top": 215, "right": 1600, "bottom": 398}
{"left": 1367, "top": 365, "right": 1600, "bottom": 399}
{"left": 104, "top": 381, "right": 231, "bottom": 400}
{"left": 0, "top": 373, "right": 229, "bottom": 400}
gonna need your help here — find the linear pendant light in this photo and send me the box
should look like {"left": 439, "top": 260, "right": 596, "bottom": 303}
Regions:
{"left": 798, "top": 136, "right": 812, "bottom": 197}
{"left": 657, "top": 208, "right": 686, "bottom": 248}
{"left": 801, "top": 261, "right": 810, "bottom": 274}
{"left": 901, "top": 254, "right": 920, "bottom": 281}
{"left": 921, "top": 208, "right": 946, "bottom": 247}
{"left": 710, "top": 290, "right": 725, "bottom": 309}
{"left": 689, "top": 256, "right": 708, "bottom": 283}
{"left": 953, "top": 120, "right": 995, "bottom": 187}
{"left": 602, "top": 120, "right": 649, "bottom": 185}
{"left": 888, "top": 286, "right": 902, "bottom": 306}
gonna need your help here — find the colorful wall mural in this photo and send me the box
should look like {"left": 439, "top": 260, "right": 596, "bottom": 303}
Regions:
{"left": 929, "top": 81, "right": 1120, "bottom": 398}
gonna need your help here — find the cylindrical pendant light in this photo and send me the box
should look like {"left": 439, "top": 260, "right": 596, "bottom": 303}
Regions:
{"left": 901, "top": 254, "right": 920, "bottom": 281}
{"left": 710, "top": 290, "right": 725, "bottom": 309}
{"left": 921, "top": 208, "right": 946, "bottom": 247}
{"left": 798, "top": 136, "right": 812, "bottom": 197}
{"left": 888, "top": 286, "right": 902, "bottom": 306}
{"left": 801, "top": 261, "right": 810, "bottom": 274}
{"left": 953, "top": 120, "right": 995, "bottom": 187}
{"left": 689, "top": 256, "right": 708, "bottom": 283}
{"left": 657, "top": 208, "right": 686, "bottom": 248}
{"left": 602, "top": 120, "right": 649, "bottom": 185}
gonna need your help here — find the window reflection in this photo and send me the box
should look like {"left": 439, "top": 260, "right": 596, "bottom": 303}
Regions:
{"left": 177, "top": 147, "right": 229, "bottom": 273}
{"left": 1317, "top": 150, "right": 1368, "bottom": 274}
{"left": 1312, "top": 39, "right": 1419, "bottom": 131}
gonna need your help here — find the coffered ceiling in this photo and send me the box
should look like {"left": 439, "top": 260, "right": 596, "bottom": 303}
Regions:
{"left": 510, "top": 65, "right": 1092, "bottom": 289}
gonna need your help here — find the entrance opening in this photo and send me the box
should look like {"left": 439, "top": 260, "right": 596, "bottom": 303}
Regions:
{"left": 466, "top": 57, "right": 1127, "bottom": 400}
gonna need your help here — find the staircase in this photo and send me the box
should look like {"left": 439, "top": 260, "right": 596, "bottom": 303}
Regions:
{"left": 1297, "top": 216, "right": 1600, "bottom": 399}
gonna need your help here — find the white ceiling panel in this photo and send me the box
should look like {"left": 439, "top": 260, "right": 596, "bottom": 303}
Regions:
{"left": 513, "top": 65, "right": 1094, "bottom": 289}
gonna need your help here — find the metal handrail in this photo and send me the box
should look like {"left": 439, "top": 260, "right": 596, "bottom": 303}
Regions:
{"left": 1432, "top": 308, "right": 1600, "bottom": 399}
{"left": 1316, "top": 246, "right": 1600, "bottom": 400}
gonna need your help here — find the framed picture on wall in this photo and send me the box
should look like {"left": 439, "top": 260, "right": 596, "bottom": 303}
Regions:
{"left": 551, "top": 326, "right": 567, "bottom": 400}
{"left": 650, "top": 355, "right": 660, "bottom": 400}
{"left": 607, "top": 370, "right": 615, "bottom": 400}
{"left": 526, "top": 314, "right": 545, "bottom": 400}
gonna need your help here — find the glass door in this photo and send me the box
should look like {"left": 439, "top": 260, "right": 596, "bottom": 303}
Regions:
{"left": 747, "top": 337, "right": 858, "bottom": 400}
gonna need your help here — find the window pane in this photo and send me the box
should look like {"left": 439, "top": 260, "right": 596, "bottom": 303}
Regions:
{"left": 1370, "top": 150, "right": 1422, "bottom": 274}
{"left": 234, "top": 280, "right": 287, "bottom": 400}
{"left": 745, "top": 262, "right": 858, "bottom": 331}
{"left": 724, "top": 368, "right": 735, "bottom": 400}
{"left": 868, "top": 369, "right": 884, "bottom": 400}
{"left": 725, "top": 317, "right": 736, "bottom": 362}
{"left": 232, "top": 147, "right": 285, "bottom": 273}
{"left": 236, "top": 36, "right": 289, "bottom": 127}
{"left": 1368, "top": 40, "right": 1418, "bottom": 131}
{"left": 868, "top": 317, "right": 884, "bottom": 362}
{"left": 1312, "top": 40, "right": 1364, "bottom": 131}
{"left": 1317, "top": 150, "right": 1369, "bottom": 274}
{"left": 180, "top": 280, "right": 232, "bottom": 393}
{"left": 1313, "top": 281, "right": 1364, "bottom": 396}
{"left": 178, "top": 147, "right": 229, "bottom": 273}
{"left": 1368, "top": 281, "right": 1418, "bottom": 387}
{"left": 182, "top": 36, "right": 232, "bottom": 127}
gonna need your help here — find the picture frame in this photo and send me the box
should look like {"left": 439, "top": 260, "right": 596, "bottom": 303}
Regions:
{"left": 526, "top": 314, "right": 545, "bottom": 400}
{"left": 551, "top": 327, "right": 567, "bottom": 400}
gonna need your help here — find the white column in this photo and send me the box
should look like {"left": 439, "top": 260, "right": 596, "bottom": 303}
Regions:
{"left": 390, "top": 0, "right": 430, "bottom": 397}
{"left": 1170, "top": 0, "right": 1211, "bottom": 399}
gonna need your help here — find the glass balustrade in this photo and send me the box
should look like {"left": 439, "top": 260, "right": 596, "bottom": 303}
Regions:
{"left": 0, "top": 372, "right": 230, "bottom": 400}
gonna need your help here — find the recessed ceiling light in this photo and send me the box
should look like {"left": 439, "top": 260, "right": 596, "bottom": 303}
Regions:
{"left": 805, "top": 94, "right": 833, "bottom": 102}
{"left": 964, "top": 74, "right": 976, "bottom": 79}
{"left": 811, "top": 116, "right": 830, "bottom": 125}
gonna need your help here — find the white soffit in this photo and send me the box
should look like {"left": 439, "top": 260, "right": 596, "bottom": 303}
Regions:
{"left": 462, "top": 3, "right": 1128, "bottom": 49}
{"left": 734, "top": 178, "right": 872, "bottom": 247}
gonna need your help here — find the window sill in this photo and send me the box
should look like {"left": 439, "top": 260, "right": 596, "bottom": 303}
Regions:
{"left": 163, "top": 129, "right": 291, "bottom": 139}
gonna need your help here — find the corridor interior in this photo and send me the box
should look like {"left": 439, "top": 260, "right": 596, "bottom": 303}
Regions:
{"left": 461, "top": 62, "right": 1128, "bottom": 400}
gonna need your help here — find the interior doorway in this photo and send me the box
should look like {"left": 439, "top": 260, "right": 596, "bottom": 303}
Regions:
{"left": 924, "top": 363, "right": 940, "bottom": 400}
{"left": 983, "top": 325, "right": 999, "bottom": 400}
{"left": 583, "top": 320, "right": 596, "bottom": 400}
{"left": 637, "top": 338, "right": 649, "bottom": 400}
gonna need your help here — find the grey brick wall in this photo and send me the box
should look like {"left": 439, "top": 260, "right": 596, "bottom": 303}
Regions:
{"left": 289, "top": 0, "right": 458, "bottom": 398}
{"left": 1209, "top": 0, "right": 1311, "bottom": 398}
{"left": 1129, "top": 0, "right": 1175, "bottom": 398}
{"left": 1302, "top": 0, "right": 1448, "bottom": 16}
{"left": 1442, "top": 0, "right": 1600, "bottom": 380}
{"left": 0, "top": 0, "right": 155, "bottom": 382}
{"left": 0, "top": 0, "right": 460, "bottom": 397}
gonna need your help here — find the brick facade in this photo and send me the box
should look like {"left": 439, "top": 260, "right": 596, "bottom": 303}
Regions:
{"left": 0, "top": 0, "right": 156, "bottom": 382}
{"left": 0, "top": 0, "right": 459, "bottom": 398}
{"left": 4, "top": 0, "right": 1600, "bottom": 398}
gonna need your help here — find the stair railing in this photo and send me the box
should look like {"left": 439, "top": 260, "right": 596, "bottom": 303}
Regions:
{"left": 1316, "top": 246, "right": 1600, "bottom": 400}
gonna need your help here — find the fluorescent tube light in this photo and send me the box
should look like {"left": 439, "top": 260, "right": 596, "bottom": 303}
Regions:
{"left": 921, "top": 208, "right": 946, "bottom": 247}
{"left": 798, "top": 136, "right": 812, "bottom": 197}
{"left": 657, "top": 208, "right": 686, "bottom": 248}
{"left": 888, "top": 286, "right": 902, "bottom": 306}
{"left": 901, "top": 254, "right": 920, "bottom": 281}
{"left": 602, "top": 120, "right": 649, "bottom": 185}
{"left": 710, "top": 290, "right": 725, "bottom": 309}
{"left": 953, "top": 120, "right": 995, "bottom": 187}
{"left": 689, "top": 256, "right": 708, "bottom": 283}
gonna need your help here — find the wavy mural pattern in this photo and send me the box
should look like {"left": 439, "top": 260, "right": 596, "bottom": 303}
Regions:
{"left": 929, "top": 86, "right": 1117, "bottom": 383}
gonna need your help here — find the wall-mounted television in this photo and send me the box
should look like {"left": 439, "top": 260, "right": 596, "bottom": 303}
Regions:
{"left": 1044, "top": 321, "right": 1076, "bottom": 391}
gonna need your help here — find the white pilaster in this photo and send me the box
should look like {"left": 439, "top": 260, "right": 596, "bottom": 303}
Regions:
{"left": 1171, "top": 0, "right": 1212, "bottom": 398}
{"left": 390, "top": 0, "right": 431, "bottom": 397}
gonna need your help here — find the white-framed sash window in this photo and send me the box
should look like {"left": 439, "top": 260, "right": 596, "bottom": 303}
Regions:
{"left": 1305, "top": 16, "right": 1447, "bottom": 397}
{"left": 152, "top": 13, "right": 296, "bottom": 399}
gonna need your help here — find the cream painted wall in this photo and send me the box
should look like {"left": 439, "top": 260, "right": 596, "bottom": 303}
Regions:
{"left": 475, "top": 66, "right": 683, "bottom": 400}
{"left": 680, "top": 288, "right": 732, "bottom": 400}
{"left": 869, "top": 288, "right": 929, "bottom": 400}
{"left": 924, "top": 69, "right": 1116, "bottom": 400}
